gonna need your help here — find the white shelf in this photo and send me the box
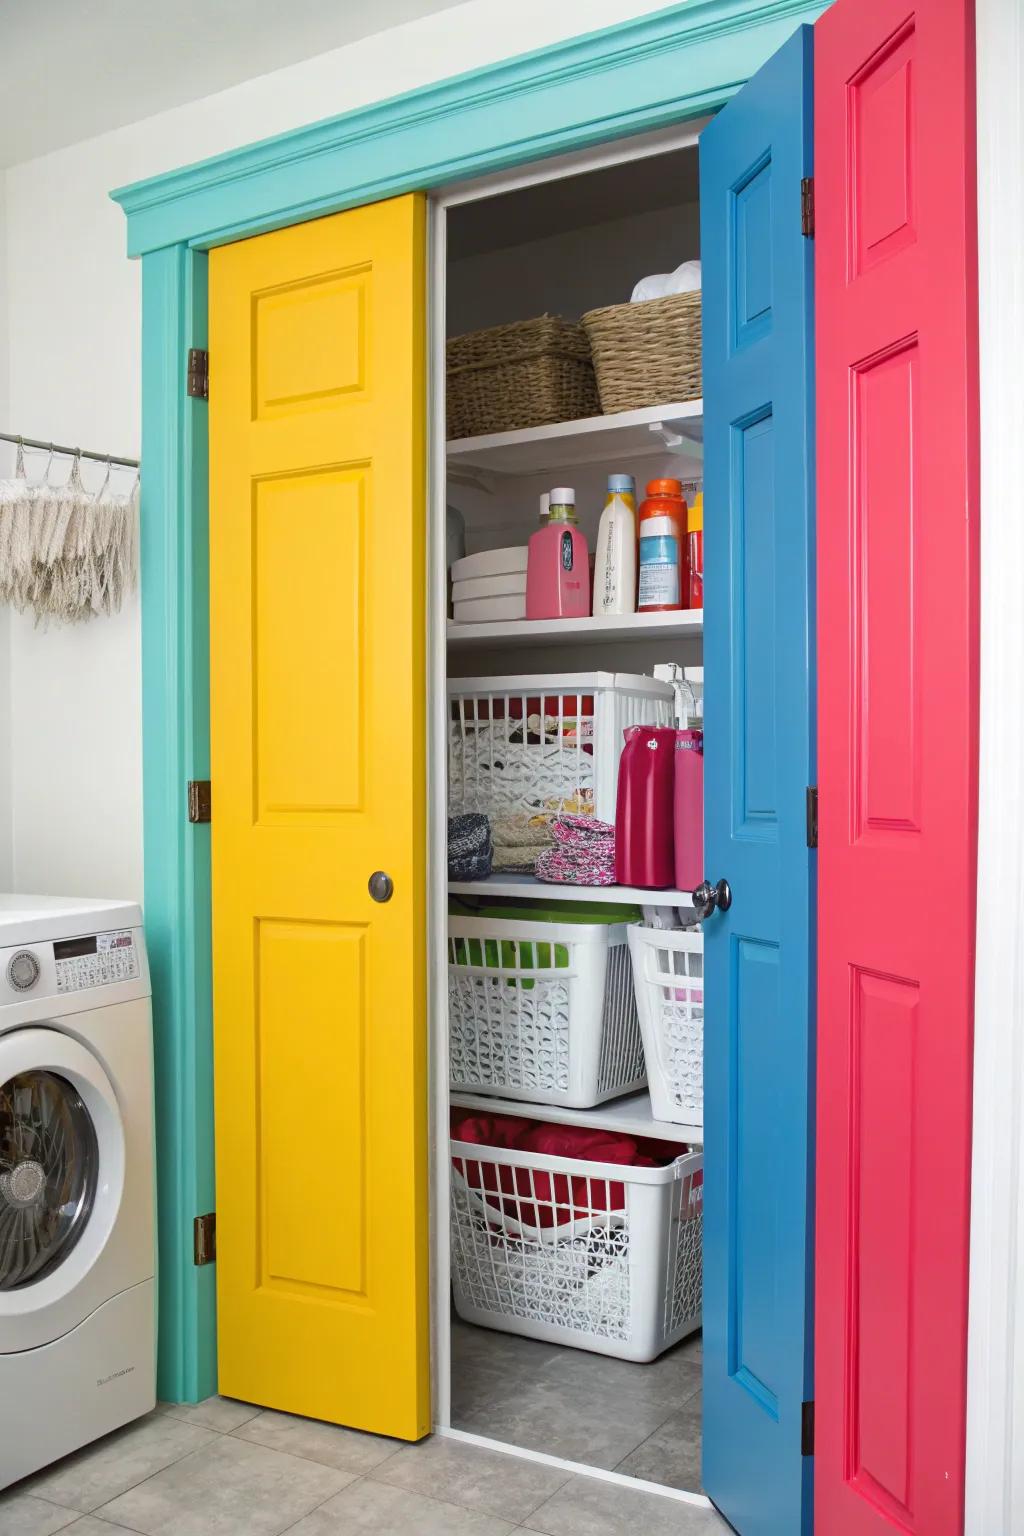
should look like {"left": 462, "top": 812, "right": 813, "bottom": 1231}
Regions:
{"left": 449, "top": 873, "right": 695, "bottom": 909}
{"left": 450, "top": 1089, "right": 702, "bottom": 1147}
{"left": 447, "top": 400, "right": 704, "bottom": 478}
{"left": 447, "top": 608, "right": 703, "bottom": 650}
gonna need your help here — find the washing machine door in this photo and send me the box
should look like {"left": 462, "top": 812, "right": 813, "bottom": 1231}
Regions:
{"left": 0, "top": 1027, "right": 125, "bottom": 1351}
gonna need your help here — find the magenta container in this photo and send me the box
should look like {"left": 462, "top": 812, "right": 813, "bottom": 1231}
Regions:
{"left": 674, "top": 727, "right": 704, "bottom": 892}
{"left": 614, "top": 725, "right": 677, "bottom": 888}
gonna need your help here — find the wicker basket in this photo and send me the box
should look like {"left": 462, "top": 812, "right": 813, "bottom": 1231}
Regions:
{"left": 447, "top": 315, "right": 600, "bottom": 440}
{"left": 581, "top": 291, "right": 702, "bottom": 414}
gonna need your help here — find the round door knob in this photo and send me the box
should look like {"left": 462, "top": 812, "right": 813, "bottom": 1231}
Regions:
{"left": 368, "top": 871, "right": 394, "bottom": 903}
{"left": 692, "top": 879, "right": 732, "bottom": 920}
{"left": 7, "top": 950, "right": 41, "bottom": 991}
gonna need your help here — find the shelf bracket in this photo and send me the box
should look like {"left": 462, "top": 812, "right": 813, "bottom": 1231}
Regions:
{"left": 446, "top": 465, "right": 499, "bottom": 495}
{"left": 648, "top": 421, "right": 704, "bottom": 460}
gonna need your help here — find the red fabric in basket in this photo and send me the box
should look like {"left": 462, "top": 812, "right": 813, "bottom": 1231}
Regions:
{"left": 450, "top": 1111, "right": 687, "bottom": 1229}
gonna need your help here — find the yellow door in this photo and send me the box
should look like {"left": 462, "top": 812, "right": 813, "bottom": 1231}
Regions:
{"left": 209, "top": 195, "right": 429, "bottom": 1439}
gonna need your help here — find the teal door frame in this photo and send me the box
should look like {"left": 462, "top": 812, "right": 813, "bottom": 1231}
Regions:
{"left": 112, "top": 0, "right": 826, "bottom": 1405}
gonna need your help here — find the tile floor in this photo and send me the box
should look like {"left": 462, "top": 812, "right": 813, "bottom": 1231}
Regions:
{"left": 0, "top": 1360, "right": 729, "bottom": 1536}
{"left": 451, "top": 1320, "right": 705, "bottom": 1494}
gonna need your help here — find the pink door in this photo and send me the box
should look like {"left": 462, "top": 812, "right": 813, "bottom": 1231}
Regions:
{"left": 814, "top": 1, "right": 979, "bottom": 1533}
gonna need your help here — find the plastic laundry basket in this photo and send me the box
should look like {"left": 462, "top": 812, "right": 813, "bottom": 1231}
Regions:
{"left": 450, "top": 1135, "right": 703, "bottom": 1361}
{"left": 448, "top": 914, "right": 645, "bottom": 1108}
{"left": 447, "top": 672, "right": 675, "bottom": 824}
{"left": 628, "top": 925, "right": 704, "bottom": 1126}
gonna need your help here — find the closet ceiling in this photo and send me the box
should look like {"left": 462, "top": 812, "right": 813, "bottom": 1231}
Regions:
{"left": 0, "top": 0, "right": 466, "bottom": 167}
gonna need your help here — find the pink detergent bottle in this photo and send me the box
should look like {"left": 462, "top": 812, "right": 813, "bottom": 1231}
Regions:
{"left": 526, "top": 487, "right": 590, "bottom": 619}
{"left": 615, "top": 725, "right": 677, "bottom": 888}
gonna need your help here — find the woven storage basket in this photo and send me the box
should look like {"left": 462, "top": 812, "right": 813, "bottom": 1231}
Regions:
{"left": 447, "top": 315, "right": 600, "bottom": 439}
{"left": 581, "top": 290, "right": 702, "bottom": 414}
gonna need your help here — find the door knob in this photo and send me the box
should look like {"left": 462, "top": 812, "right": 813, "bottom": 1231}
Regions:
{"left": 368, "top": 871, "right": 394, "bottom": 903}
{"left": 692, "top": 878, "right": 732, "bottom": 920}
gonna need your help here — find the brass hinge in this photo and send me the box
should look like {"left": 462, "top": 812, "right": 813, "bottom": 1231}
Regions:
{"left": 801, "top": 177, "right": 815, "bottom": 238}
{"left": 193, "top": 1212, "right": 216, "bottom": 1266}
{"left": 186, "top": 348, "right": 209, "bottom": 400}
{"left": 801, "top": 1400, "right": 815, "bottom": 1455}
{"left": 806, "top": 785, "right": 818, "bottom": 848}
{"left": 187, "top": 779, "right": 211, "bottom": 824}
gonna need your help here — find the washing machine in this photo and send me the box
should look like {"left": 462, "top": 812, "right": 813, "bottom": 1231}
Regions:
{"left": 0, "top": 895, "right": 155, "bottom": 1489}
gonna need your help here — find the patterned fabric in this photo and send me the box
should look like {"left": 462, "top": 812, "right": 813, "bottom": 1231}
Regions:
{"left": 536, "top": 814, "right": 616, "bottom": 886}
{"left": 448, "top": 813, "right": 493, "bottom": 881}
{"left": 491, "top": 813, "right": 555, "bottom": 874}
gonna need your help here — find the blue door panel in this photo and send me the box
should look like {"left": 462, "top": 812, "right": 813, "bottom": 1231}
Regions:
{"left": 700, "top": 25, "right": 816, "bottom": 1536}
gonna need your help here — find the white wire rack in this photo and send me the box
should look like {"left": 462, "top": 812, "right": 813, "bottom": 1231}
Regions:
{"left": 628, "top": 925, "right": 704, "bottom": 1126}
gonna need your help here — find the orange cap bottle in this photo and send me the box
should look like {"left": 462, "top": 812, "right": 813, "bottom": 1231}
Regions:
{"left": 637, "top": 478, "right": 688, "bottom": 612}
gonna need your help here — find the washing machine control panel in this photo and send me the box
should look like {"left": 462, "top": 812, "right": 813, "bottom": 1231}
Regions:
{"left": 54, "top": 930, "right": 140, "bottom": 992}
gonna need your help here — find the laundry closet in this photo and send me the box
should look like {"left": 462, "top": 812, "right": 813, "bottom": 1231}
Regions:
{"left": 115, "top": 4, "right": 980, "bottom": 1535}
{"left": 428, "top": 48, "right": 815, "bottom": 1527}
{"left": 437, "top": 130, "right": 710, "bottom": 1496}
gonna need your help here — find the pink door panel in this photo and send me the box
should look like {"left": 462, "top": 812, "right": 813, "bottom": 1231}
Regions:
{"left": 814, "top": 1, "right": 979, "bottom": 1533}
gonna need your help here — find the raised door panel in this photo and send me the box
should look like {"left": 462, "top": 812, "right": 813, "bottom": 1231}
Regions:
{"left": 815, "top": 2, "right": 978, "bottom": 1532}
{"left": 210, "top": 196, "right": 429, "bottom": 1440}
{"left": 700, "top": 27, "right": 815, "bottom": 1536}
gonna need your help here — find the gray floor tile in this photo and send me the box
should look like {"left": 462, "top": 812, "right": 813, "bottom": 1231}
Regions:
{"left": 452, "top": 1367, "right": 669, "bottom": 1471}
{"left": 156, "top": 1396, "right": 261, "bottom": 1433}
{"left": 23, "top": 1416, "right": 217, "bottom": 1514}
{"left": 285, "top": 1478, "right": 516, "bottom": 1535}
{"left": 372, "top": 1433, "right": 569, "bottom": 1522}
{"left": 524, "top": 1474, "right": 728, "bottom": 1535}
{"left": 96, "top": 1435, "right": 353, "bottom": 1536}
{"left": 0, "top": 1494, "right": 81, "bottom": 1536}
{"left": 234, "top": 1410, "right": 400, "bottom": 1474}
{"left": 63, "top": 1522, "right": 132, "bottom": 1535}
{"left": 535, "top": 1340, "right": 702, "bottom": 1414}
{"left": 451, "top": 1321, "right": 562, "bottom": 1378}
{"left": 615, "top": 1394, "right": 703, "bottom": 1493}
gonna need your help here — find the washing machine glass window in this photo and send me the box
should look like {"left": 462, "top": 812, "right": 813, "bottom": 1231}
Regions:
{"left": 0, "top": 1070, "right": 99, "bottom": 1290}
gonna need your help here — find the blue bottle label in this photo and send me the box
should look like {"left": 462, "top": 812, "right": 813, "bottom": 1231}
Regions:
{"left": 638, "top": 535, "right": 680, "bottom": 606}
{"left": 561, "top": 530, "right": 574, "bottom": 571}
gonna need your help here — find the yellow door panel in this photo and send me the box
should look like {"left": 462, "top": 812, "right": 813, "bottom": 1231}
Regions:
{"left": 209, "top": 195, "right": 429, "bottom": 1439}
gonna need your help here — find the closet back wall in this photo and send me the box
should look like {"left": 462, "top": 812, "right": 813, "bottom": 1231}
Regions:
{"left": 0, "top": 0, "right": 662, "bottom": 900}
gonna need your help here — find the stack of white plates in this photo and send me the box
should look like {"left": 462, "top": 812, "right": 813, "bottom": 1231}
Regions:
{"left": 451, "top": 547, "right": 528, "bottom": 623}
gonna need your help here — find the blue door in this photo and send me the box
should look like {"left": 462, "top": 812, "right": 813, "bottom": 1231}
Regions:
{"left": 699, "top": 26, "right": 816, "bottom": 1536}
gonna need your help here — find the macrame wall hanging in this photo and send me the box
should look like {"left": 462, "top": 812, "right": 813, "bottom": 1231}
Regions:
{"left": 0, "top": 444, "right": 139, "bottom": 623}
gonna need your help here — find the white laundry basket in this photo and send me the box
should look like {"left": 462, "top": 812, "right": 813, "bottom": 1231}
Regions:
{"left": 628, "top": 925, "right": 704, "bottom": 1126}
{"left": 447, "top": 672, "right": 675, "bottom": 823}
{"left": 448, "top": 915, "right": 645, "bottom": 1108}
{"left": 450, "top": 1135, "right": 703, "bottom": 1361}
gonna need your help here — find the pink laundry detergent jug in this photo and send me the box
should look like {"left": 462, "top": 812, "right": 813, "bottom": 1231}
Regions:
{"left": 674, "top": 727, "right": 704, "bottom": 893}
{"left": 614, "top": 725, "right": 677, "bottom": 888}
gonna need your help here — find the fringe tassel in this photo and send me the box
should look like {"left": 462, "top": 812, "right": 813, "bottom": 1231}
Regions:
{"left": 0, "top": 451, "right": 140, "bottom": 624}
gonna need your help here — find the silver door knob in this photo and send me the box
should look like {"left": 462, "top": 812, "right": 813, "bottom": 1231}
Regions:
{"left": 368, "top": 871, "right": 394, "bottom": 903}
{"left": 692, "top": 878, "right": 732, "bottom": 920}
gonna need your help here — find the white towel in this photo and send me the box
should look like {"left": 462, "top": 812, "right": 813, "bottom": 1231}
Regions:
{"left": 630, "top": 259, "right": 702, "bottom": 304}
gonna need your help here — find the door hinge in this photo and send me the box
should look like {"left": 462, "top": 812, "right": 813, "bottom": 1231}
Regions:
{"left": 193, "top": 1212, "right": 216, "bottom": 1266}
{"left": 806, "top": 785, "right": 818, "bottom": 848}
{"left": 801, "top": 177, "right": 815, "bottom": 238}
{"left": 801, "top": 1400, "right": 815, "bottom": 1455}
{"left": 187, "top": 779, "right": 211, "bottom": 824}
{"left": 186, "top": 348, "right": 209, "bottom": 400}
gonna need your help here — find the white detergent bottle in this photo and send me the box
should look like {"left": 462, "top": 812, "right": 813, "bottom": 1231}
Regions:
{"left": 592, "top": 473, "right": 637, "bottom": 616}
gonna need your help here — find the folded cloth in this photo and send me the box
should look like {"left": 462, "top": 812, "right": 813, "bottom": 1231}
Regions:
{"left": 490, "top": 812, "right": 555, "bottom": 875}
{"left": 492, "top": 843, "right": 553, "bottom": 874}
{"left": 535, "top": 814, "right": 616, "bottom": 886}
{"left": 630, "top": 259, "right": 702, "bottom": 304}
{"left": 448, "top": 813, "right": 492, "bottom": 881}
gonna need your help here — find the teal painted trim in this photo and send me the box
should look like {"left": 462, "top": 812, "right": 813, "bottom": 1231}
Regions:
{"left": 121, "top": 0, "right": 828, "bottom": 1400}
{"left": 141, "top": 244, "right": 216, "bottom": 1404}
{"left": 112, "top": 0, "right": 826, "bottom": 256}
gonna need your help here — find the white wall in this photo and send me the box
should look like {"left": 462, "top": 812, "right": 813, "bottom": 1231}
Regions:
{"left": 1, "top": 0, "right": 664, "bottom": 901}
